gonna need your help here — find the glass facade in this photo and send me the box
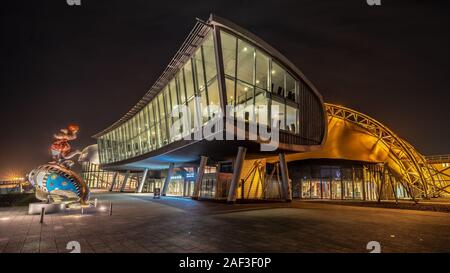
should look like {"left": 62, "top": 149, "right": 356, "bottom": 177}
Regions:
{"left": 81, "top": 162, "right": 136, "bottom": 191}
{"left": 220, "top": 30, "right": 299, "bottom": 133}
{"left": 81, "top": 162, "right": 117, "bottom": 189}
{"left": 291, "top": 161, "right": 410, "bottom": 201}
{"left": 97, "top": 24, "right": 325, "bottom": 165}
{"left": 98, "top": 32, "right": 220, "bottom": 164}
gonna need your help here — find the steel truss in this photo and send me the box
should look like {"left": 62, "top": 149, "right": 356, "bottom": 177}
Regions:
{"left": 325, "top": 103, "right": 449, "bottom": 199}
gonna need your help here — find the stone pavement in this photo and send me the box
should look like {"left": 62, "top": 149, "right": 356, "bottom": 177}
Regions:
{"left": 0, "top": 192, "right": 449, "bottom": 253}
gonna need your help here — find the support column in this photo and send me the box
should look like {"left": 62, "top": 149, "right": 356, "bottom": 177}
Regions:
{"left": 212, "top": 24, "right": 227, "bottom": 112}
{"left": 362, "top": 167, "right": 366, "bottom": 201}
{"left": 192, "top": 156, "right": 208, "bottom": 200}
{"left": 161, "top": 163, "right": 175, "bottom": 196}
{"left": 377, "top": 166, "right": 385, "bottom": 203}
{"left": 388, "top": 173, "right": 399, "bottom": 204}
{"left": 136, "top": 169, "right": 149, "bottom": 193}
{"left": 120, "top": 170, "right": 130, "bottom": 192}
{"left": 279, "top": 153, "right": 292, "bottom": 202}
{"left": 227, "top": 147, "right": 247, "bottom": 203}
{"left": 109, "top": 172, "right": 118, "bottom": 192}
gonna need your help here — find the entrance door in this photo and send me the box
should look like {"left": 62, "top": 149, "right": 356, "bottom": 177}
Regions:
{"left": 144, "top": 179, "right": 155, "bottom": 193}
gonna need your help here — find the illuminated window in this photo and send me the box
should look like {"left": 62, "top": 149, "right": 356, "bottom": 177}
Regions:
{"left": 255, "top": 88, "right": 269, "bottom": 126}
{"left": 285, "top": 72, "right": 296, "bottom": 102}
{"left": 207, "top": 78, "right": 220, "bottom": 107}
{"left": 225, "top": 78, "right": 235, "bottom": 105}
{"left": 237, "top": 39, "right": 254, "bottom": 85}
{"left": 220, "top": 31, "right": 236, "bottom": 77}
{"left": 271, "top": 61, "right": 285, "bottom": 96}
{"left": 271, "top": 99, "right": 285, "bottom": 130}
{"left": 255, "top": 50, "right": 269, "bottom": 90}
{"left": 177, "top": 73, "right": 186, "bottom": 104}
{"left": 184, "top": 59, "right": 195, "bottom": 100}
{"left": 202, "top": 33, "right": 217, "bottom": 83}
{"left": 286, "top": 104, "right": 298, "bottom": 133}
{"left": 236, "top": 80, "right": 254, "bottom": 107}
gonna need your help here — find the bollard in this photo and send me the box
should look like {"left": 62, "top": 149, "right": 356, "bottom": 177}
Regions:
{"left": 109, "top": 202, "right": 113, "bottom": 216}
{"left": 81, "top": 207, "right": 84, "bottom": 215}
{"left": 94, "top": 198, "right": 98, "bottom": 208}
{"left": 40, "top": 207, "right": 45, "bottom": 224}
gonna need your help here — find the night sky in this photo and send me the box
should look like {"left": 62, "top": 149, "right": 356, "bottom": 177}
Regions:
{"left": 1, "top": 0, "right": 449, "bottom": 178}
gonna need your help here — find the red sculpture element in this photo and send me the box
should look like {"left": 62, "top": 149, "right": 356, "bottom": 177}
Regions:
{"left": 50, "top": 124, "right": 80, "bottom": 163}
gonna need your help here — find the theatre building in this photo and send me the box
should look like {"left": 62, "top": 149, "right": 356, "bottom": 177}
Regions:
{"left": 81, "top": 15, "right": 449, "bottom": 202}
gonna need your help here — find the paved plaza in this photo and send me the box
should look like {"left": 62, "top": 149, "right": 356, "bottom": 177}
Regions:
{"left": 0, "top": 192, "right": 449, "bottom": 253}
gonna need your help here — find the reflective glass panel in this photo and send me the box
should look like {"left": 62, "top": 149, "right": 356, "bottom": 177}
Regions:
{"left": 271, "top": 99, "right": 285, "bottom": 130}
{"left": 271, "top": 61, "right": 285, "bottom": 96}
{"left": 225, "top": 78, "right": 235, "bottom": 105}
{"left": 286, "top": 104, "right": 298, "bottom": 133}
{"left": 194, "top": 49, "right": 205, "bottom": 94}
{"left": 207, "top": 78, "right": 220, "bottom": 107}
{"left": 220, "top": 31, "right": 236, "bottom": 77}
{"left": 254, "top": 88, "right": 269, "bottom": 126}
{"left": 236, "top": 80, "right": 253, "bottom": 107}
{"left": 202, "top": 33, "right": 217, "bottom": 82}
{"left": 285, "top": 72, "right": 296, "bottom": 101}
{"left": 255, "top": 50, "right": 269, "bottom": 90}
{"left": 237, "top": 39, "right": 254, "bottom": 85}
{"left": 184, "top": 60, "right": 195, "bottom": 100}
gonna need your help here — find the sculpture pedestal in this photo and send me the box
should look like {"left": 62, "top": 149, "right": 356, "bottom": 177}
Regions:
{"left": 28, "top": 203, "right": 66, "bottom": 215}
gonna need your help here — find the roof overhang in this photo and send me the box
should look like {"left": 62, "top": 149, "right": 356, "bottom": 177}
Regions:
{"left": 93, "top": 14, "right": 327, "bottom": 146}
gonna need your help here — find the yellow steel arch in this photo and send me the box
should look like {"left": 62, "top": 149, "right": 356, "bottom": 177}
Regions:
{"left": 324, "top": 103, "right": 448, "bottom": 198}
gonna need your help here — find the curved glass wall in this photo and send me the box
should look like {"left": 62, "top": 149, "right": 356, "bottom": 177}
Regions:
{"left": 98, "top": 31, "right": 219, "bottom": 164}
{"left": 220, "top": 30, "right": 300, "bottom": 133}
{"left": 219, "top": 29, "right": 325, "bottom": 140}
{"left": 97, "top": 24, "right": 326, "bottom": 165}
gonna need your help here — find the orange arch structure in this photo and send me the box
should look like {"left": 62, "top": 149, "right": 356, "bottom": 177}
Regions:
{"left": 325, "top": 103, "right": 450, "bottom": 198}
{"left": 284, "top": 103, "right": 449, "bottom": 200}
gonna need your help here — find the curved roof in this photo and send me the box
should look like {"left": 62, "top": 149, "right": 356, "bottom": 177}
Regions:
{"left": 93, "top": 14, "right": 326, "bottom": 140}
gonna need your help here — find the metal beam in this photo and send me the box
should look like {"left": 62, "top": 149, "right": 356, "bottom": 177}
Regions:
{"left": 192, "top": 156, "right": 208, "bottom": 199}
{"left": 120, "top": 171, "right": 131, "bottom": 192}
{"left": 162, "top": 163, "right": 175, "bottom": 196}
{"left": 227, "top": 146, "right": 247, "bottom": 203}
{"left": 388, "top": 171, "right": 399, "bottom": 204}
{"left": 136, "top": 169, "right": 149, "bottom": 193}
{"left": 212, "top": 25, "right": 227, "bottom": 112}
{"left": 279, "top": 153, "right": 292, "bottom": 202}
{"left": 109, "top": 172, "right": 118, "bottom": 192}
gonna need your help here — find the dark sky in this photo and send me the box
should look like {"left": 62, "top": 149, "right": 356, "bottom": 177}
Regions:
{"left": 1, "top": 0, "right": 449, "bottom": 178}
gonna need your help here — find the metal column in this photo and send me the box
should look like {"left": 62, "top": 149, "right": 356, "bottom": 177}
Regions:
{"left": 227, "top": 146, "right": 247, "bottom": 203}
{"left": 161, "top": 163, "right": 175, "bottom": 196}
{"left": 192, "top": 156, "right": 208, "bottom": 200}
{"left": 136, "top": 169, "right": 149, "bottom": 193}
{"left": 279, "top": 153, "right": 292, "bottom": 202}
{"left": 109, "top": 172, "right": 118, "bottom": 192}
{"left": 212, "top": 24, "right": 227, "bottom": 112}
{"left": 120, "top": 171, "right": 131, "bottom": 192}
{"left": 362, "top": 167, "right": 366, "bottom": 201}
